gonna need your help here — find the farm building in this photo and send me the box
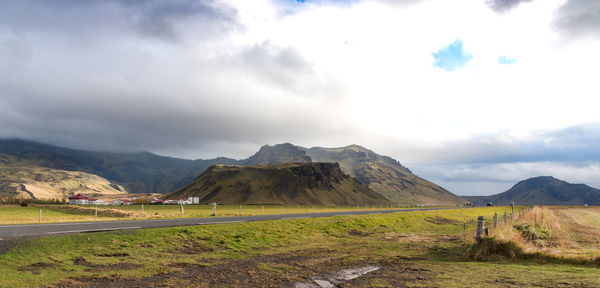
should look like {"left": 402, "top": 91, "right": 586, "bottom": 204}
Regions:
{"left": 68, "top": 194, "right": 89, "bottom": 205}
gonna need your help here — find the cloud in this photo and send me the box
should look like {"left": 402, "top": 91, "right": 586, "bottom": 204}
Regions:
{"left": 0, "top": 0, "right": 239, "bottom": 42}
{"left": 553, "top": 0, "right": 600, "bottom": 39}
{"left": 432, "top": 39, "right": 473, "bottom": 71}
{"left": 399, "top": 122, "right": 600, "bottom": 165}
{"left": 413, "top": 161, "right": 600, "bottom": 195}
{"left": 485, "top": 0, "right": 532, "bottom": 13}
{"left": 498, "top": 55, "right": 517, "bottom": 64}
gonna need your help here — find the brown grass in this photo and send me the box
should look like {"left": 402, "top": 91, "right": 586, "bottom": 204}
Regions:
{"left": 472, "top": 206, "right": 600, "bottom": 262}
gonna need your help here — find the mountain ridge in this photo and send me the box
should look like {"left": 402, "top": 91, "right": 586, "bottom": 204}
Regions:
{"left": 0, "top": 138, "right": 464, "bottom": 205}
{"left": 167, "top": 162, "right": 389, "bottom": 205}
{"left": 463, "top": 176, "right": 600, "bottom": 206}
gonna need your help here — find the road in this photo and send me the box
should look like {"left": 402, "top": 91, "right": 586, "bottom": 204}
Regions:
{"left": 0, "top": 207, "right": 465, "bottom": 239}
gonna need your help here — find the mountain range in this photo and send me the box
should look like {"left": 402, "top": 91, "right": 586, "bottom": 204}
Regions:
{"left": 0, "top": 139, "right": 465, "bottom": 205}
{"left": 167, "top": 162, "right": 389, "bottom": 205}
{"left": 463, "top": 176, "right": 600, "bottom": 206}
{"left": 0, "top": 153, "right": 127, "bottom": 200}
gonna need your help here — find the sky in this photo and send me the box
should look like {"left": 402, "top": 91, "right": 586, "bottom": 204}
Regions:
{"left": 1, "top": 0, "right": 599, "bottom": 195}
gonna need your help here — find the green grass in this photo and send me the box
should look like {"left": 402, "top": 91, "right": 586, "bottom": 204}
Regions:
{"left": 0, "top": 204, "right": 446, "bottom": 225}
{"left": 2, "top": 206, "right": 596, "bottom": 287}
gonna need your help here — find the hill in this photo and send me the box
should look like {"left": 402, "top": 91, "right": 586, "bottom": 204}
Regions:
{"left": 167, "top": 163, "right": 389, "bottom": 205}
{"left": 463, "top": 176, "right": 600, "bottom": 206}
{"left": 240, "top": 143, "right": 312, "bottom": 166}
{"left": 240, "top": 143, "right": 466, "bottom": 205}
{"left": 0, "top": 139, "right": 237, "bottom": 195}
{"left": 0, "top": 139, "right": 464, "bottom": 205}
{"left": 0, "top": 154, "right": 128, "bottom": 200}
{"left": 306, "top": 145, "right": 466, "bottom": 205}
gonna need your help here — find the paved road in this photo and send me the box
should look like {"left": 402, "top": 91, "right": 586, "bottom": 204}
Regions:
{"left": 0, "top": 207, "right": 466, "bottom": 239}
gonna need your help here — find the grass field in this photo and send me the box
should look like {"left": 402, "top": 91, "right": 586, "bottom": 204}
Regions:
{"left": 1, "top": 206, "right": 598, "bottom": 287}
{"left": 0, "top": 204, "right": 436, "bottom": 225}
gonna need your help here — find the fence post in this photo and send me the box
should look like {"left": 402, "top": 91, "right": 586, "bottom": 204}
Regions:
{"left": 142, "top": 204, "right": 144, "bottom": 217}
{"left": 476, "top": 216, "right": 485, "bottom": 241}
{"left": 180, "top": 204, "right": 184, "bottom": 216}
{"left": 504, "top": 212, "right": 507, "bottom": 225}
{"left": 239, "top": 205, "right": 242, "bottom": 215}
{"left": 39, "top": 209, "right": 42, "bottom": 223}
{"left": 211, "top": 203, "right": 216, "bottom": 216}
{"left": 262, "top": 206, "right": 265, "bottom": 214}
{"left": 511, "top": 202, "right": 515, "bottom": 222}
{"left": 494, "top": 212, "right": 498, "bottom": 229}
{"left": 95, "top": 206, "right": 98, "bottom": 220}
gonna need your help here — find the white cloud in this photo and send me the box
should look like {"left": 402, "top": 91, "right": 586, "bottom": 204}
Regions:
{"left": 1, "top": 0, "right": 600, "bottom": 192}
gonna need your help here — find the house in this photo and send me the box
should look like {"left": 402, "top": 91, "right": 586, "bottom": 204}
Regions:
{"left": 150, "top": 198, "right": 164, "bottom": 204}
{"left": 88, "top": 199, "right": 104, "bottom": 205}
{"left": 68, "top": 194, "right": 89, "bottom": 205}
{"left": 177, "top": 199, "right": 193, "bottom": 205}
{"left": 112, "top": 199, "right": 132, "bottom": 205}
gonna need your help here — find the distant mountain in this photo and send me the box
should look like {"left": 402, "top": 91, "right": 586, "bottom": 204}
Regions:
{"left": 167, "top": 162, "right": 389, "bottom": 205}
{"left": 0, "top": 139, "right": 237, "bottom": 194}
{"left": 0, "top": 139, "right": 464, "bottom": 205}
{"left": 239, "top": 143, "right": 466, "bottom": 205}
{"left": 240, "top": 143, "right": 312, "bottom": 166}
{"left": 463, "top": 176, "right": 600, "bottom": 206}
{"left": 0, "top": 153, "right": 127, "bottom": 200}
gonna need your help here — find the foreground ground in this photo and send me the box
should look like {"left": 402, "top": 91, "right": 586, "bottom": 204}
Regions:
{"left": 1, "top": 206, "right": 599, "bottom": 287}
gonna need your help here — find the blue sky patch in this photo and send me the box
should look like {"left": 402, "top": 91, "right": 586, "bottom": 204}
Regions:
{"left": 432, "top": 39, "right": 473, "bottom": 71}
{"left": 498, "top": 55, "right": 517, "bottom": 64}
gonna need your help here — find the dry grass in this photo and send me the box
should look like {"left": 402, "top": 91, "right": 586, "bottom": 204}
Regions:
{"left": 473, "top": 206, "right": 600, "bottom": 262}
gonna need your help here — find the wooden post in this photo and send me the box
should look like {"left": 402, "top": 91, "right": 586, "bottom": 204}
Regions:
{"left": 180, "top": 204, "right": 184, "bottom": 216}
{"left": 511, "top": 202, "right": 515, "bottom": 222}
{"left": 239, "top": 205, "right": 242, "bottom": 215}
{"left": 142, "top": 204, "right": 144, "bottom": 217}
{"left": 39, "top": 209, "right": 42, "bottom": 223}
{"left": 494, "top": 212, "right": 498, "bottom": 229}
{"left": 262, "top": 206, "right": 265, "bottom": 214}
{"left": 95, "top": 206, "right": 98, "bottom": 220}
{"left": 504, "top": 212, "right": 507, "bottom": 225}
{"left": 476, "top": 216, "right": 485, "bottom": 241}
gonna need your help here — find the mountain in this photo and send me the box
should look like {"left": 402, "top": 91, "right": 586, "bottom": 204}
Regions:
{"left": 463, "top": 176, "right": 600, "bottom": 206}
{"left": 0, "top": 139, "right": 237, "bottom": 195}
{"left": 0, "top": 139, "right": 463, "bottom": 205}
{"left": 240, "top": 143, "right": 466, "bottom": 205}
{"left": 0, "top": 154, "right": 127, "bottom": 200}
{"left": 240, "top": 143, "right": 312, "bottom": 166}
{"left": 167, "top": 162, "right": 389, "bottom": 205}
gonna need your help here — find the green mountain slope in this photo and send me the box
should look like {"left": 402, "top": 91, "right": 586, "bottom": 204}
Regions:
{"left": 0, "top": 139, "right": 237, "bottom": 194}
{"left": 463, "top": 176, "right": 600, "bottom": 206}
{"left": 0, "top": 154, "right": 128, "bottom": 200}
{"left": 167, "top": 163, "right": 389, "bottom": 205}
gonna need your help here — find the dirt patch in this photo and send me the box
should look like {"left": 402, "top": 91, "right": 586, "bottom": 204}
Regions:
{"left": 169, "top": 238, "right": 219, "bottom": 255}
{"left": 348, "top": 229, "right": 372, "bottom": 237}
{"left": 95, "top": 252, "right": 129, "bottom": 257}
{"left": 61, "top": 246, "right": 439, "bottom": 288}
{"left": 342, "top": 266, "right": 433, "bottom": 287}
{"left": 424, "top": 216, "right": 461, "bottom": 225}
{"left": 73, "top": 256, "right": 141, "bottom": 271}
{"left": 18, "top": 262, "right": 57, "bottom": 275}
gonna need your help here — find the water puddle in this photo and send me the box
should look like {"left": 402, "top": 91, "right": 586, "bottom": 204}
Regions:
{"left": 290, "top": 266, "right": 380, "bottom": 288}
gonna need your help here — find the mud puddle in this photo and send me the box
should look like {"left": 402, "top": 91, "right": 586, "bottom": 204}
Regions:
{"left": 290, "top": 266, "right": 380, "bottom": 288}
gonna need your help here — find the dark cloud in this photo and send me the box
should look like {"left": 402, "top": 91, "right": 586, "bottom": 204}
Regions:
{"left": 0, "top": 0, "right": 238, "bottom": 42}
{"left": 396, "top": 123, "right": 600, "bottom": 166}
{"left": 553, "top": 0, "right": 600, "bottom": 39}
{"left": 485, "top": 0, "right": 532, "bottom": 13}
{"left": 0, "top": 1, "right": 352, "bottom": 159}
